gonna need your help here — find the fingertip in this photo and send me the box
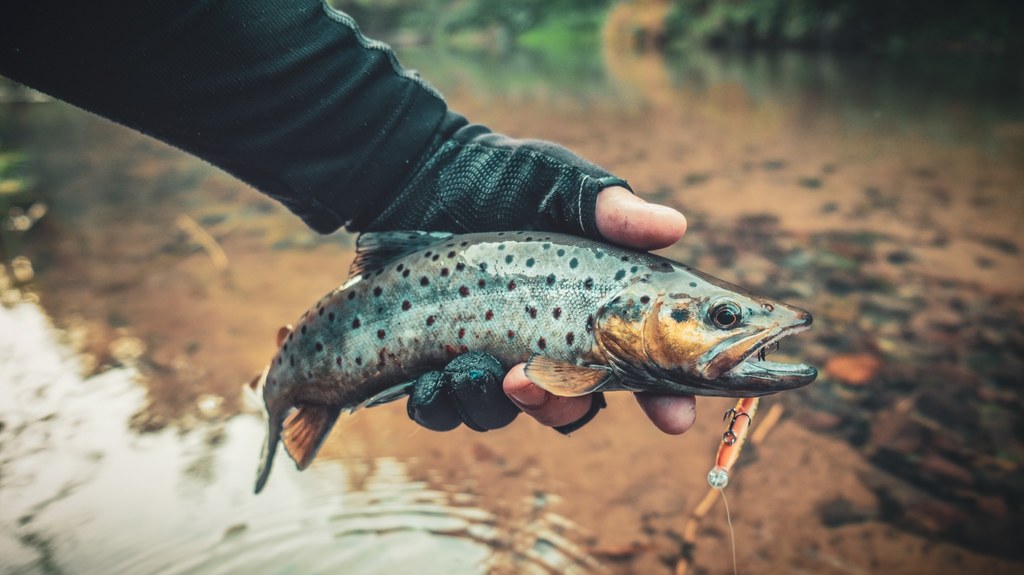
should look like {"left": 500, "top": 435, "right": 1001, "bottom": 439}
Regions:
{"left": 595, "top": 187, "right": 687, "bottom": 250}
{"left": 503, "top": 364, "right": 547, "bottom": 408}
{"left": 635, "top": 393, "right": 697, "bottom": 435}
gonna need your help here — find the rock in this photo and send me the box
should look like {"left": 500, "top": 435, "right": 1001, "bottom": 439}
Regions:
{"left": 825, "top": 354, "right": 883, "bottom": 386}
{"left": 919, "top": 453, "right": 974, "bottom": 486}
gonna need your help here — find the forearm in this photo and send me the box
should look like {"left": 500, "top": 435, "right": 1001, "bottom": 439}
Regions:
{"left": 1, "top": 0, "right": 447, "bottom": 232}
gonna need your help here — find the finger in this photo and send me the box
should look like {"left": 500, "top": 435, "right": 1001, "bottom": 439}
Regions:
{"left": 503, "top": 364, "right": 593, "bottom": 428}
{"left": 635, "top": 393, "right": 697, "bottom": 435}
{"left": 595, "top": 186, "right": 687, "bottom": 250}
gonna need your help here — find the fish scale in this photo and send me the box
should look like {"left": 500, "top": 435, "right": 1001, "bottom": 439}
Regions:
{"left": 254, "top": 230, "right": 817, "bottom": 493}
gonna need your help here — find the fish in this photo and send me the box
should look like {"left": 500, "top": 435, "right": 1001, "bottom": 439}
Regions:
{"left": 252, "top": 231, "right": 816, "bottom": 493}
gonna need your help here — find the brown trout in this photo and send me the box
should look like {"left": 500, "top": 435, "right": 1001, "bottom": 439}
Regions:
{"left": 253, "top": 231, "right": 816, "bottom": 493}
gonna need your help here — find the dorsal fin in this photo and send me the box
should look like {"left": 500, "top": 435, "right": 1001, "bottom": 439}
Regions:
{"left": 524, "top": 355, "right": 613, "bottom": 396}
{"left": 349, "top": 231, "right": 454, "bottom": 277}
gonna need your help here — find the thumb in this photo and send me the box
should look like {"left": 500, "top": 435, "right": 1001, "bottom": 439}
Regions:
{"left": 595, "top": 187, "right": 687, "bottom": 250}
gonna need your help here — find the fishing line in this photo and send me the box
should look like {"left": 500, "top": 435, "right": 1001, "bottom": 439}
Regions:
{"left": 720, "top": 487, "right": 738, "bottom": 575}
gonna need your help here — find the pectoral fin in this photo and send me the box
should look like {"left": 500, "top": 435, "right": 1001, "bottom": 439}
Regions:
{"left": 523, "top": 355, "right": 612, "bottom": 397}
{"left": 282, "top": 405, "right": 341, "bottom": 470}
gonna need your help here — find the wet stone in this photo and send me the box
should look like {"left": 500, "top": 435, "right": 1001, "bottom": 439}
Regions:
{"left": 825, "top": 353, "right": 882, "bottom": 386}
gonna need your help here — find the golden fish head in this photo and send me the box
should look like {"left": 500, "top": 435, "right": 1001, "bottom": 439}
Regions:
{"left": 594, "top": 269, "right": 816, "bottom": 397}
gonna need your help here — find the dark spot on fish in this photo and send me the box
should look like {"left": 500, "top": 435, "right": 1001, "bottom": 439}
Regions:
{"left": 314, "top": 342, "right": 323, "bottom": 352}
{"left": 621, "top": 256, "right": 630, "bottom": 262}
{"left": 288, "top": 333, "right": 293, "bottom": 341}
{"left": 569, "top": 257, "right": 579, "bottom": 269}
{"left": 553, "top": 307, "right": 562, "bottom": 319}
{"left": 498, "top": 244, "right": 506, "bottom": 251}
{"left": 352, "top": 318, "right": 361, "bottom": 329}
{"left": 461, "top": 241, "right": 469, "bottom": 247}
{"left": 402, "top": 300, "right": 412, "bottom": 311}
{"left": 456, "top": 263, "right": 465, "bottom": 271}
{"left": 583, "top": 278, "right": 594, "bottom": 290}
{"left": 289, "top": 356, "right": 295, "bottom": 367}
{"left": 426, "top": 316, "right": 436, "bottom": 326}
{"left": 478, "top": 262, "right": 488, "bottom": 272}
{"left": 485, "top": 310, "right": 494, "bottom": 320}
{"left": 671, "top": 309, "right": 688, "bottom": 323}
{"left": 507, "top": 330, "right": 515, "bottom": 339}
{"left": 526, "top": 236, "right": 533, "bottom": 241}
{"left": 403, "top": 269, "right": 410, "bottom": 278}
{"left": 458, "top": 328, "right": 466, "bottom": 339}
{"left": 478, "top": 279, "right": 486, "bottom": 288}
{"left": 318, "top": 307, "right": 324, "bottom": 316}
{"left": 542, "top": 243, "right": 551, "bottom": 250}
{"left": 566, "top": 332, "right": 575, "bottom": 346}
{"left": 459, "top": 286, "right": 470, "bottom": 297}
{"left": 508, "top": 280, "right": 517, "bottom": 291}
{"left": 640, "top": 296, "right": 651, "bottom": 304}
{"left": 526, "top": 257, "right": 535, "bottom": 267}
{"left": 425, "top": 251, "right": 432, "bottom": 258}
{"left": 300, "top": 326, "right": 307, "bottom": 335}
{"left": 441, "top": 267, "right": 450, "bottom": 276}
{"left": 377, "top": 329, "right": 386, "bottom": 340}
{"left": 546, "top": 274, "right": 556, "bottom": 285}
{"left": 373, "top": 286, "right": 382, "bottom": 297}
{"left": 505, "top": 255, "right": 514, "bottom": 264}
{"left": 497, "top": 232, "right": 505, "bottom": 236}
{"left": 596, "top": 251, "right": 605, "bottom": 259}
{"left": 689, "top": 281, "right": 697, "bottom": 288}
{"left": 397, "top": 264, "right": 404, "bottom": 272}
{"left": 328, "top": 312, "right": 335, "bottom": 321}
{"left": 375, "top": 268, "right": 384, "bottom": 276}
{"left": 614, "top": 270, "right": 626, "bottom": 281}
{"left": 538, "top": 337, "right": 547, "bottom": 350}
{"left": 421, "top": 277, "right": 430, "bottom": 286}
{"left": 527, "top": 306, "right": 537, "bottom": 319}
{"left": 630, "top": 266, "right": 638, "bottom": 273}
{"left": 432, "top": 254, "right": 440, "bottom": 261}
{"left": 661, "top": 262, "right": 672, "bottom": 269}
{"left": 356, "top": 357, "right": 363, "bottom": 365}
{"left": 586, "top": 315, "right": 594, "bottom": 332}
{"left": 336, "top": 356, "right": 342, "bottom": 366}
{"left": 277, "top": 356, "right": 282, "bottom": 365}
{"left": 448, "top": 251, "right": 456, "bottom": 258}
{"left": 444, "top": 344, "right": 459, "bottom": 357}
{"left": 557, "top": 249, "right": 565, "bottom": 257}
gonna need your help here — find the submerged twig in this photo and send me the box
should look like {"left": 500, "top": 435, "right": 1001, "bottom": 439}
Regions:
{"left": 176, "top": 214, "right": 229, "bottom": 272}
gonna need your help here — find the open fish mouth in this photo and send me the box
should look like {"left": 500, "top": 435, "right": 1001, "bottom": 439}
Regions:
{"left": 724, "top": 322, "right": 817, "bottom": 392}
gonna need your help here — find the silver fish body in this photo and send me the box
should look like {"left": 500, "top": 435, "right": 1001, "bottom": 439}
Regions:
{"left": 254, "top": 231, "right": 816, "bottom": 492}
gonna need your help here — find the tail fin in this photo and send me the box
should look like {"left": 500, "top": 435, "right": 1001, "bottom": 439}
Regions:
{"left": 254, "top": 416, "right": 283, "bottom": 494}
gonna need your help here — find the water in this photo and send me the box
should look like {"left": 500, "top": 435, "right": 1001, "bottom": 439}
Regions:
{"left": 2, "top": 45, "right": 1023, "bottom": 574}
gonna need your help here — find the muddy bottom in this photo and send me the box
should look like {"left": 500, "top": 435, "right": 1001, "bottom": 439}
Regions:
{"left": 2, "top": 47, "right": 1023, "bottom": 574}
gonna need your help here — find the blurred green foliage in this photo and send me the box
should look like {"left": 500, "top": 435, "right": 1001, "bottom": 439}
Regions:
{"left": 664, "top": 0, "right": 1019, "bottom": 52}
{"left": 333, "top": 0, "right": 1021, "bottom": 54}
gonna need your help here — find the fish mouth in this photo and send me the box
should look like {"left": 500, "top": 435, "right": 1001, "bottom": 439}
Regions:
{"left": 700, "top": 312, "right": 817, "bottom": 396}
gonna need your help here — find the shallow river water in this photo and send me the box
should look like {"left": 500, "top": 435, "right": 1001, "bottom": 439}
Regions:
{"left": 1, "top": 45, "right": 1022, "bottom": 575}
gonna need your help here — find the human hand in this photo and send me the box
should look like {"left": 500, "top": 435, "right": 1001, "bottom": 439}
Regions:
{"left": 503, "top": 186, "right": 697, "bottom": 435}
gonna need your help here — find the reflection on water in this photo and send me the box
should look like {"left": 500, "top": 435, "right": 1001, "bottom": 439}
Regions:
{"left": 2, "top": 44, "right": 1024, "bottom": 574}
{"left": 0, "top": 301, "right": 601, "bottom": 574}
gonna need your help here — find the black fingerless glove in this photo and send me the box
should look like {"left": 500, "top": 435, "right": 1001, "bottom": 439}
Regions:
{"left": 353, "top": 114, "right": 630, "bottom": 239}
{"left": 407, "top": 351, "right": 605, "bottom": 434}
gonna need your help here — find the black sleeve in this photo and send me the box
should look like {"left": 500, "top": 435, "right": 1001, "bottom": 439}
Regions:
{"left": 0, "top": 0, "right": 627, "bottom": 237}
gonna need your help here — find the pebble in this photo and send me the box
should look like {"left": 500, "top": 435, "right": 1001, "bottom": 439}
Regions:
{"left": 825, "top": 353, "right": 882, "bottom": 386}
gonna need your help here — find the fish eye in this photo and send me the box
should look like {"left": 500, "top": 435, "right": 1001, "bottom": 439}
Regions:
{"left": 710, "top": 302, "right": 742, "bottom": 329}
